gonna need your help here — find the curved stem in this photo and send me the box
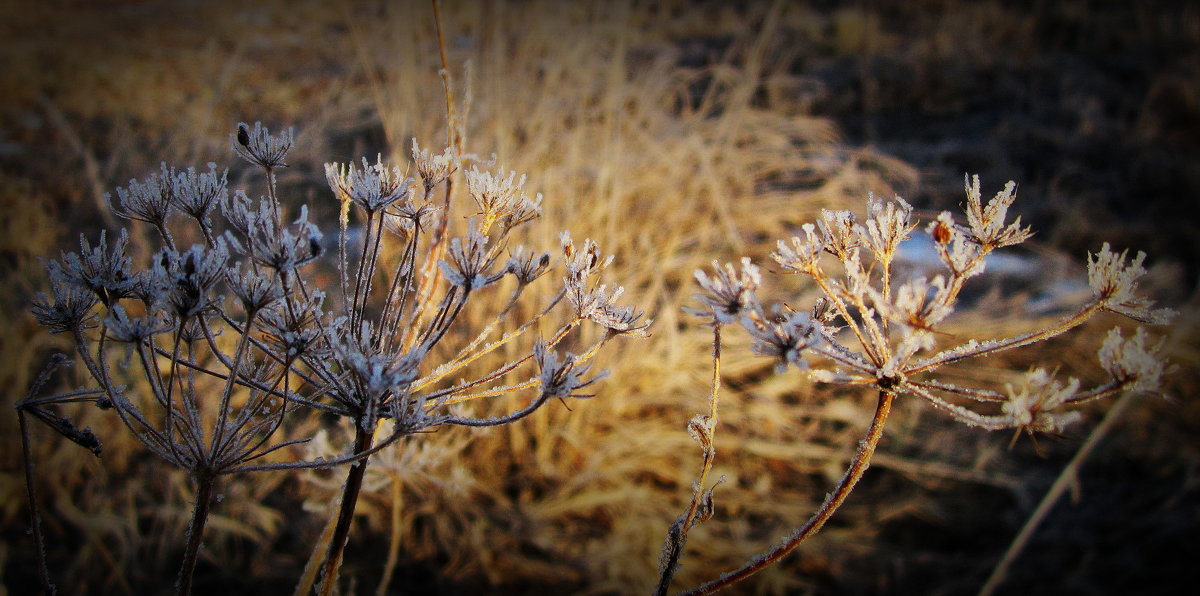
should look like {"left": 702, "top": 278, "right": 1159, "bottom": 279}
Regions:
{"left": 678, "top": 390, "right": 894, "bottom": 596}
{"left": 442, "top": 391, "right": 551, "bottom": 427}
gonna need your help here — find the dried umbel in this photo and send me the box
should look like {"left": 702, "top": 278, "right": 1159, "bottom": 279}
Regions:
{"left": 658, "top": 175, "right": 1175, "bottom": 595}
{"left": 21, "top": 121, "right": 647, "bottom": 596}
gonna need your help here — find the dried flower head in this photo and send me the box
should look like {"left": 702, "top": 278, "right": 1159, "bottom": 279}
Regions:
{"left": 928, "top": 211, "right": 987, "bottom": 278}
{"left": 464, "top": 166, "right": 529, "bottom": 231}
{"left": 1098, "top": 327, "right": 1172, "bottom": 394}
{"left": 817, "top": 208, "right": 860, "bottom": 260}
{"left": 772, "top": 223, "right": 823, "bottom": 275}
{"left": 688, "top": 258, "right": 762, "bottom": 324}
{"left": 104, "top": 305, "right": 173, "bottom": 343}
{"left": 1002, "top": 369, "right": 1082, "bottom": 433}
{"left": 169, "top": 162, "right": 229, "bottom": 222}
{"left": 872, "top": 275, "right": 955, "bottom": 330}
{"left": 440, "top": 223, "right": 504, "bottom": 290}
{"left": 31, "top": 279, "right": 98, "bottom": 334}
{"left": 506, "top": 245, "right": 552, "bottom": 285}
{"left": 234, "top": 204, "right": 323, "bottom": 274}
{"left": 257, "top": 296, "right": 326, "bottom": 360}
{"left": 325, "top": 156, "right": 413, "bottom": 214}
{"left": 46, "top": 229, "right": 137, "bottom": 306}
{"left": 533, "top": 340, "right": 609, "bottom": 400}
{"left": 591, "top": 302, "right": 652, "bottom": 337}
{"left": 744, "top": 309, "right": 821, "bottom": 374}
{"left": 232, "top": 122, "right": 293, "bottom": 169}
{"left": 107, "top": 163, "right": 176, "bottom": 229}
{"left": 861, "top": 194, "right": 915, "bottom": 261}
{"left": 152, "top": 240, "right": 230, "bottom": 318}
{"left": 501, "top": 193, "right": 542, "bottom": 231}
{"left": 1087, "top": 243, "right": 1177, "bottom": 324}
{"left": 963, "top": 175, "right": 1032, "bottom": 249}
{"left": 385, "top": 195, "right": 440, "bottom": 235}
{"left": 226, "top": 266, "right": 283, "bottom": 313}
{"left": 329, "top": 324, "right": 422, "bottom": 401}
{"left": 560, "top": 231, "right": 612, "bottom": 279}
{"left": 411, "top": 138, "right": 457, "bottom": 191}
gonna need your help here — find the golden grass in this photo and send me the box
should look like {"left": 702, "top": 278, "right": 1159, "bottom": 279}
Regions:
{"left": 2, "top": 0, "right": 1197, "bottom": 594}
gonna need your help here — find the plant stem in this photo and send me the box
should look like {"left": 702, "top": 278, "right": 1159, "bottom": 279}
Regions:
{"left": 376, "top": 474, "right": 404, "bottom": 596}
{"left": 655, "top": 323, "right": 723, "bottom": 596}
{"left": 176, "top": 472, "right": 218, "bottom": 596}
{"left": 318, "top": 424, "right": 375, "bottom": 596}
{"left": 977, "top": 391, "right": 1138, "bottom": 596}
{"left": 18, "top": 410, "right": 55, "bottom": 595}
{"left": 678, "top": 390, "right": 894, "bottom": 596}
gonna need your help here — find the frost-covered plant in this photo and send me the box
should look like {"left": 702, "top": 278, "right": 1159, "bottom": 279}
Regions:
{"left": 19, "top": 121, "right": 646, "bottom": 595}
{"left": 657, "top": 176, "right": 1175, "bottom": 594}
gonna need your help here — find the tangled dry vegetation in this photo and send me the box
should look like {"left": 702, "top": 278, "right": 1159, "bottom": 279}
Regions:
{"left": 3, "top": 1, "right": 1196, "bottom": 594}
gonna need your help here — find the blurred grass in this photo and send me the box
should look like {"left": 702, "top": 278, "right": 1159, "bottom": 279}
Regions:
{"left": 1, "top": 0, "right": 1197, "bottom": 594}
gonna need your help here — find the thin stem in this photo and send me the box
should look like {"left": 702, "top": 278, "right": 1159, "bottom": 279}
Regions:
{"left": 905, "top": 383, "right": 1011, "bottom": 430}
{"left": 164, "top": 325, "right": 188, "bottom": 463}
{"left": 905, "top": 300, "right": 1102, "bottom": 376}
{"left": 176, "top": 472, "right": 218, "bottom": 596}
{"left": 977, "top": 391, "right": 1138, "bottom": 596}
{"left": 376, "top": 475, "right": 404, "bottom": 596}
{"left": 404, "top": 0, "right": 461, "bottom": 353}
{"left": 432, "top": 0, "right": 461, "bottom": 155}
{"left": 359, "top": 210, "right": 388, "bottom": 313}
{"left": 443, "top": 391, "right": 551, "bottom": 427}
{"left": 678, "top": 390, "right": 894, "bottom": 596}
{"left": 75, "top": 328, "right": 173, "bottom": 459}
{"left": 17, "top": 410, "right": 55, "bottom": 595}
{"left": 338, "top": 191, "right": 351, "bottom": 320}
{"left": 350, "top": 211, "right": 377, "bottom": 333}
{"left": 264, "top": 165, "right": 282, "bottom": 226}
{"left": 378, "top": 228, "right": 423, "bottom": 349}
{"left": 655, "top": 322, "right": 723, "bottom": 596}
{"left": 810, "top": 272, "right": 883, "bottom": 367}
{"left": 413, "top": 311, "right": 574, "bottom": 394}
{"left": 210, "top": 310, "right": 259, "bottom": 457}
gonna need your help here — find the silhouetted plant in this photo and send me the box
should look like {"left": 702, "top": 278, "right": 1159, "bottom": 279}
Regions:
{"left": 20, "top": 117, "right": 646, "bottom": 595}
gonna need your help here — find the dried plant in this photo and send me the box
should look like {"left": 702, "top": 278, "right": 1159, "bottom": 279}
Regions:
{"left": 657, "top": 176, "right": 1175, "bottom": 594}
{"left": 19, "top": 113, "right": 646, "bottom": 595}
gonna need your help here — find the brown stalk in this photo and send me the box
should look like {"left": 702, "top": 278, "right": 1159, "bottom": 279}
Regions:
{"left": 977, "top": 391, "right": 1139, "bottom": 596}
{"left": 678, "top": 389, "right": 895, "bottom": 595}
{"left": 317, "top": 425, "right": 375, "bottom": 596}
{"left": 176, "top": 472, "right": 218, "bottom": 596}
{"left": 655, "top": 322, "right": 723, "bottom": 595}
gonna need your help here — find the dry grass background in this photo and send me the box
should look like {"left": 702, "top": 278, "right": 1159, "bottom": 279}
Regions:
{"left": 1, "top": 0, "right": 1197, "bottom": 594}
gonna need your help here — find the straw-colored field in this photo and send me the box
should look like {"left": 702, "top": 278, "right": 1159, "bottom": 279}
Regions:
{"left": 2, "top": 1, "right": 1197, "bottom": 594}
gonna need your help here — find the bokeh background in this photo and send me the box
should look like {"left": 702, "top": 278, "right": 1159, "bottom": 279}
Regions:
{"left": 1, "top": 0, "right": 1197, "bottom": 594}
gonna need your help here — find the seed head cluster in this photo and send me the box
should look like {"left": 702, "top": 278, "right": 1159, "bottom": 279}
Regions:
{"left": 690, "top": 176, "right": 1174, "bottom": 432}
{"left": 23, "top": 121, "right": 647, "bottom": 595}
